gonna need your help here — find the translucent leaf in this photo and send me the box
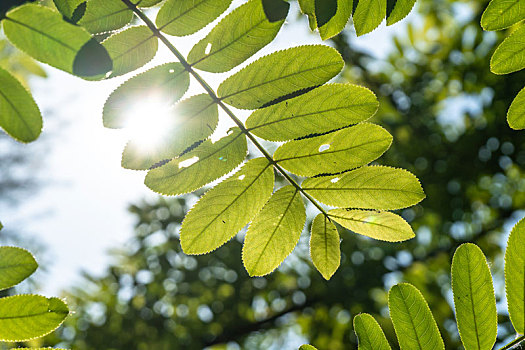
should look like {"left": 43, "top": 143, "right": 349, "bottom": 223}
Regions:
{"left": 102, "top": 26, "right": 158, "bottom": 78}
{"left": 386, "top": 0, "right": 416, "bottom": 26}
{"left": 246, "top": 83, "right": 378, "bottom": 141}
{"left": 0, "top": 67, "right": 42, "bottom": 143}
{"left": 262, "top": 0, "right": 290, "bottom": 22}
{"left": 318, "top": 0, "right": 352, "bottom": 40}
{"left": 78, "top": 0, "right": 132, "bottom": 34}
{"left": 53, "top": 0, "right": 85, "bottom": 18}
{"left": 505, "top": 216, "right": 525, "bottom": 334}
{"left": 303, "top": 166, "right": 425, "bottom": 210}
{"left": 2, "top": 4, "right": 112, "bottom": 77}
{"left": 353, "top": 313, "right": 391, "bottom": 350}
{"left": 508, "top": 86, "right": 525, "bottom": 130}
{"left": 490, "top": 25, "right": 525, "bottom": 75}
{"left": 180, "top": 158, "right": 274, "bottom": 254}
{"left": 121, "top": 95, "right": 219, "bottom": 170}
{"left": 242, "top": 186, "right": 305, "bottom": 276}
{"left": 299, "top": 345, "right": 318, "bottom": 350}
{"left": 188, "top": 0, "right": 286, "bottom": 73}
{"left": 388, "top": 283, "right": 445, "bottom": 350}
{"left": 274, "top": 123, "right": 392, "bottom": 177}
{"left": 452, "top": 243, "right": 497, "bottom": 350}
{"left": 328, "top": 209, "right": 414, "bottom": 242}
{"left": 353, "top": 0, "right": 386, "bottom": 36}
{"left": 298, "top": 0, "right": 317, "bottom": 30}
{"left": 145, "top": 128, "right": 247, "bottom": 196}
{"left": 218, "top": 45, "right": 344, "bottom": 109}
{"left": 310, "top": 213, "right": 340, "bottom": 280}
{"left": 0, "top": 295, "right": 69, "bottom": 342}
{"left": 137, "top": 0, "right": 163, "bottom": 7}
{"left": 103, "top": 63, "right": 190, "bottom": 129}
{"left": 481, "top": 0, "right": 525, "bottom": 31}
{"left": 156, "top": 0, "right": 233, "bottom": 36}
{"left": 0, "top": 247, "right": 37, "bottom": 291}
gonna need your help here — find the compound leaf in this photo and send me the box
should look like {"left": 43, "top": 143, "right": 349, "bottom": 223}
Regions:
{"left": 156, "top": 0, "right": 233, "bottom": 36}
{"left": 386, "top": 0, "right": 416, "bottom": 26}
{"left": 218, "top": 45, "right": 344, "bottom": 109}
{"left": 246, "top": 83, "right": 378, "bottom": 141}
{"left": 481, "top": 0, "right": 525, "bottom": 31}
{"left": 145, "top": 127, "right": 247, "bottom": 196}
{"left": 303, "top": 166, "right": 425, "bottom": 210}
{"left": 53, "top": 0, "right": 85, "bottom": 19}
{"left": 180, "top": 158, "right": 274, "bottom": 254}
{"left": 452, "top": 243, "right": 497, "bottom": 350}
{"left": 353, "top": 0, "right": 386, "bottom": 36}
{"left": 0, "top": 67, "right": 42, "bottom": 143}
{"left": 328, "top": 209, "right": 414, "bottom": 242}
{"left": 274, "top": 123, "right": 392, "bottom": 177}
{"left": 389, "top": 283, "right": 445, "bottom": 350}
{"left": 490, "top": 25, "right": 525, "bottom": 75}
{"left": 78, "top": 0, "right": 133, "bottom": 34}
{"left": 318, "top": 0, "right": 352, "bottom": 40}
{"left": 0, "top": 247, "right": 37, "bottom": 291}
{"left": 0, "top": 295, "right": 69, "bottom": 342}
{"left": 505, "top": 216, "right": 525, "bottom": 334}
{"left": 508, "top": 86, "right": 525, "bottom": 130}
{"left": 242, "top": 186, "right": 305, "bottom": 276}
{"left": 188, "top": 0, "right": 286, "bottom": 73}
{"left": 102, "top": 26, "right": 158, "bottom": 78}
{"left": 353, "top": 313, "right": 391, "bottom": 350}
{"left": 310, "top": 213, "right": 340, "bottom": 280}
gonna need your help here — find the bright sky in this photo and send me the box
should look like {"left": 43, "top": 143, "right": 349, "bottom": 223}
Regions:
{"left": 2, "top": 2, "right": 406, "bottom": 296}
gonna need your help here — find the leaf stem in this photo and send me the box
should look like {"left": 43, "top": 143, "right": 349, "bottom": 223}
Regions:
{"left": 120, "top": 0, "right": 329, "bottom": 218}
{"left": 499, "top": 335, "right": 525, "bottom": 350}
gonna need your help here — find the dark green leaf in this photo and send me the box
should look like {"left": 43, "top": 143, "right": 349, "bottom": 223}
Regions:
{"left": 262, "top": 0, "right": 290, "bottom": 22}
{"left": 315, "top": 0, "right": 337, "bottom": 27}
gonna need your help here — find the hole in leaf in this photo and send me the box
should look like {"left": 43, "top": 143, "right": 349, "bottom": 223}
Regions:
{"left": 205, "top": 43, "right": 212, "bottom": 55}
{"left": 238, "top": 175, "right": 246, "bottom": 180}
{"left": 319, "top": 144, "right": 330, "bottom": 152}
{"left": 178, "top": 156, "right": 199, "bottom": 169}
{"left": 330, "top": 177, "right": 339, "bottom": 183}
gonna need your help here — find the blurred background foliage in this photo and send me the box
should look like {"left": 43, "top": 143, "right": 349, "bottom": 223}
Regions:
{"left": 8, "top": 0, "right": 525, "bottom": 348}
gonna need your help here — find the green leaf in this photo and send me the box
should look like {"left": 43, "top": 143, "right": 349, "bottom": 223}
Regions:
{"left": 137, "top": 0, "right": 163, "bottom": 7}
{"left": 103, "top": 63, "right": 189, "bottom": 129}
{"left": 2, "top": 4, "right": 112, "bottom": 77}
{"left": 353, "top": 0, "right": 386, "bottom": 36}
{"left": 262, "top": 0, "right": 290, "bottom": 22}
{"left": 121, "top": 94, "right": 218, "bottom": 170}
{"left": 246, "top": 83, "right": 378, "bottom": 141}
{"left": 0, "top": 67, "right": 42, "bottom": 143}
{"left": 508, "top": 86, "right": 525, "bottom": 130}
{"left": 318, "top": 0, "right": 352, "bottom": 40}
{"left": 386, "top": 0, "right": 416, "bottom": 26}
{"left": 328, "top": 209, "right": 414, "bottom": 242}
{"left": 242, "top": 186, "right": 306, "bottom": 276}
{"left": 188, "top": 0, "right": 285, "bottom": 73}
{"left": 303, "top": 166, "right": 425, "bottom": 210}
{"left": 299, "top": 345, "right": 318, "bottom": 350}
{"left": 388, "top": 283, "right": 445, "bottom": 350}
{"left": 452, "top": 243, "right": 497, "bottom": 350}
{"left": 310, "top": 213, "right": 340, "bottom": 280}
{"left": 273, "top": 123, "right": 392, "bottom": 177}
{"left": 180, "top": 158, "right": 274, "bottom": 255}
{"left": 481, "top": 0, "right": 525, "bottom": 31}
{"left": 0, "top": 295, "right": 69, "bottom": 342}
{"left": 0, "top": 247, "right": 38, "bottom": 291}
{"left": 156, "top": 0, "right": 233, "bottom": 36}
{"left": 102, "top": 26, "right": 158, "bottom": 78}
{"left": 353, "top": 313, "right": 392, "bottom": 350}
{"left": 145, "top": 127, "right": 247, "bottom": 196}
{"left": 505, "top": 216, "right": 525, "bottom": 334}
{"left": 298, "top": 0, "right": 317, "bottom": 30}
{"left": 53, "top": 0, "right": 85, "bottom": 19}
{"left": 218, "top": 45, "right": 344, "bottom": 109}
{"left": 490, "top": 25, "right": 525, "bottom": 75}
{"left": 78, "top": 0, "right": 132, "bottom": 34}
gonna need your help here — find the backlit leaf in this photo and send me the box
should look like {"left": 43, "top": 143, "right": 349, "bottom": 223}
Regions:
{"left": 0, "top": 247, "right": 37, "bottom": 291}
{"left": 180, "top": 158, "right": 274, "bottom": 254}
{"left": 246, "top": 83, "right": 378, "bottom": 141}
{"left": 188, "top": 0, "right": 286, "bottom": 73}
{"left": 274, "top": 123, "right": 392, "bottom": 177}
{"left": 298, "top": 0, "right": 317, "bottom": 30}
{"left": 490, "top": 25, "right": 525, "bottom": 75}
{"left": 481, "top": 0, "right": 525, "bottom": 31}
{"left": 145, "top": 128, "right": 247, "bottom": 196}
{"left": 156, "top": 0, "right": 233, "bottom": 36}
{"left": 102, "top": 26, "right": 158, "bottom": 78}
{"left": 353, "top": 0, "right": 386, "bottom": 36}
{"left": 505, "top": 216, "right": 525, "bottom": 334}
{"left": 299, "top": 346, "right": 318, "bottom": 350}
{"left": 303, "top": 166, "right": 425, "bottom": 210}
{"left": 53, "top": 0, "right": 85, "bottom": 19}
{"left": 328, "top": 209, "right": 414, "bottom": 242}
{"left": 318, "top": 0, "right": 352, "bottom": 40}
{"left": 508, "top": 86, "right": 525, "bottom": 130}
{"left": 389, "top": 283, "right": 445, "bottom": 350}
{"left": 218, "top": 45, "right": 344, "bottom": 109}
{"left": 315, "top": 0, "right": 337, "bottom": 28}
{"left": 386, "top": 0, "right": 416, "bottom": 26}
{"left": 78, "top": 0, "right": 133, "bottom": 34}
{"left": 310, "top": 213, "right": 340, "bottom": 280}
{"left": 452, "top": 243, "right": 497, "bottom": 350}
{"left": 242, "top": 186, "right": 306, "bottom": 276}
{"left": 0, "top": 67, "right": 42, "bottom": 143}
{"left": 137, "top": 0, "right": 163, "bottom": 7}
{"left": 0, "top": 295, "right": 69, "bottom": 342}
{"left": 353, "top": 313, "right": 391, "bottom": 350}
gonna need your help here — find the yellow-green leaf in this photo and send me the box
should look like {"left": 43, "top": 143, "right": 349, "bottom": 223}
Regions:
{"left": 508, "top": 86, "right": 525, "bottom": 130}
{"left": 310, "top": 213, "right": 340, "bottom": 280}
{"left": 353, "top": 0, "right": 386, "bottom": 36}
{"left": 53, "top": 0, "right": 85, "bottom": 19}
{"left": 505, "top": 216, "right": 525, "bottom": 334}
{"left": 318, "top": 0, "right": 352, "bottom": 40}
{"left": 386, "top": 0, "right": 416, "bottom": 26}
{"left": 481, "top": 0, "right": 525, "bottom": 31}
{"left": 490, "top": 25, "right": 525, "bottom": 75}
{"left": 0, "top": 247, "right": 38, "bottom": 291}
{"left": 78, "top": 0, "right": 133, "bottom": 34}
{"left": 353, "top": 313, "right": 391, "bottom": 350}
